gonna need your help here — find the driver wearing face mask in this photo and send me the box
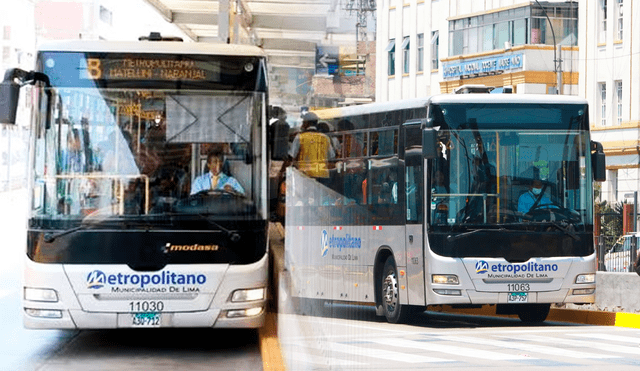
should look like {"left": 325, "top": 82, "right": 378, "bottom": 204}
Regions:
{"left": 518, "top": 179, "right": 553, "bottom": 213}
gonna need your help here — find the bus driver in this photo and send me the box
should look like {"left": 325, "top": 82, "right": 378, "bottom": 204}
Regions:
{"left": 190, "top": 150, "right": 245, "bottom": 195}
{"left": 518, "top": 178, "right": 553, "bottom": 213}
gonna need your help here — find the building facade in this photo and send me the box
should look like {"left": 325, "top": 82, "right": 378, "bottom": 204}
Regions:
{"left": 377, "top": 0, "right": 579, "bottom": 100}
{"left": 377, "top": 0, "right": 640, "bottom": 205}
{"left": 580, "top": 0, "right": 639, "bottom": 204}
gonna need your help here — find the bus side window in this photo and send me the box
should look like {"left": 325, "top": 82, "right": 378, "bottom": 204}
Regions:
{"left": 371, "top": 129, "right": 397, "bottom": 157}
{"left": 406, "top": 165, "right": 423, "bottom": 223}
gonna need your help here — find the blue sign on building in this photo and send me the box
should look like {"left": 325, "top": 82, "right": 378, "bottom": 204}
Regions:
{"left": 443, "top": 54, "right": 523, "bottom": 79}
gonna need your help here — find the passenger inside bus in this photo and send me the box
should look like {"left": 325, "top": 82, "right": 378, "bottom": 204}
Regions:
{"left": 289, "top": 112, "right": 335, "bottom": 183}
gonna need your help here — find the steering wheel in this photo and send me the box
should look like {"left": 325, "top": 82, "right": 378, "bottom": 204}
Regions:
{"left": 194, "top": 189, "right": 243, "bottom": 198}
{"left": 525, "top": 202, "right": 575, "bottom": 221}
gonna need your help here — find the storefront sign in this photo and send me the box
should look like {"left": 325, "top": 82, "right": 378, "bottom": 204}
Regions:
{"left": 443, "top": 54, "right": 523, "bottom": 79}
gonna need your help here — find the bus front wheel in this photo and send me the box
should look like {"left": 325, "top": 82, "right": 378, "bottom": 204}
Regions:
{"left": 516, "top": 303, "right": 551, "bottom": 323}
{"left": 380, "top": 256, "right": 413, "bottom": 323}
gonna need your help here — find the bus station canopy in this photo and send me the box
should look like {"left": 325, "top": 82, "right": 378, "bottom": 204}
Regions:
{"left": 143, "top": 0, "right": 360, "bottom": 71}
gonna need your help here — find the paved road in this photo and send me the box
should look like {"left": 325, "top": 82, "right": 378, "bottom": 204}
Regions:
{"left": 277, "top": 299, "right": 640, "bottom": 370}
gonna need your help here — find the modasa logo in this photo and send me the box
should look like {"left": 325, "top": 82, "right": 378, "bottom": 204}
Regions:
{"left": 475, "top": 260, "right": 489, "bottom": 274}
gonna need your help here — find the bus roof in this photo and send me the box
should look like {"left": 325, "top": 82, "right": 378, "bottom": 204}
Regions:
{"left": 37, "top": 39, "right": 266, "bottom": 57}
{"left": 313, "top": 97, "right": 431, "bottom": 120}
{"left": 312, "top": 94, "right": 588, "bottom": 121}
{"left": 430, "top": 93, "right": 588, "bottom": 105}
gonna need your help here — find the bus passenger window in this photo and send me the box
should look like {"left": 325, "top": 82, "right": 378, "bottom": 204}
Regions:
{"left": 370, "top": 129, "right": 397, "bottom": 156}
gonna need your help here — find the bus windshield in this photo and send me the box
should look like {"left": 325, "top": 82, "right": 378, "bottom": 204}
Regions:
{"left": 30, "top": 50, "right": 267, "bottom": 227}
{"left": 427, "top": 102, "right": 594, "bottom": 259}
{"left": 32, "top": 88, "right": 265, "bottom": 225}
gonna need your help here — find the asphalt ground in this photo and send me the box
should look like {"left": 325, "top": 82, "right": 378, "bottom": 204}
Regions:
{"left": 260, "top": 221, "right": 640, "bottom": 370}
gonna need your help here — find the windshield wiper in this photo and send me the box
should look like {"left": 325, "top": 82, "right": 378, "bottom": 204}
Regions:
{"left": 43, "top": 217, "right": 170, "bottom": 243}
{"left": 447, "top": 228, "right": 506, "bottom": 242}
{"left": 44, "top": 225, "right": 87, "bottom": 243}
{"left": 166, "top": 212, "right": 241, "bottom": 242}
{"left": 547, "top": 221, "right": 580, "bottom": 241}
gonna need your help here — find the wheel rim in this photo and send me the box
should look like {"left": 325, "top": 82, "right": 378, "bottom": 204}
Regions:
{"left": 382, "top": 271, "right": 399, "bottom": 313}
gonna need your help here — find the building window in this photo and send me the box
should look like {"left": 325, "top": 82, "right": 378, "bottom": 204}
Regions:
{"left": 99, "top": 6, "right": 113, "bottom": 26}
{"left": 448, "top": 4, "right": 576, "bottom": 56}
{"left": 417, "top": 34, "right": 424, "bottom": 73}
{"left": 600, "top": 82, "right": 607, "bottom": 126}
{"left": 402, "top": 37, "right": 410, "bottom": 74}
{"left": 600, "top": 0, "right": 607, "bottom": 43}
{"left": 431, "top": 31, "right": 439, "bottom": 70}
{"left": 386, "top": 39, "right": 396, "bottom": 76}
{"left": 513, "top": 18, "right": 528, "bottom": 46}
{"left": 608, "top": 169, "right": 618, "bottom": 201}
{"left": 2, "top": 46, "right": 10, "bottom": 66}
{"left": 616, "top": 0, "right": 623, "bottom": 40}
{"left": 616, "top": 80, "right": 623, "bottom": 125}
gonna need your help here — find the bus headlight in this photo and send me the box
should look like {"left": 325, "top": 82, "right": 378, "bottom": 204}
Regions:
{"left": 231, "top": 288, "right": 265, "bottom": 302}
{"left": 575, "top": 274, "right": 595, "bottom": 284}
{"left": 226, "top": 306, "right": 264, "bottom": 318}
{"left": 572, "top": 288, "right": 595, "bottom": 295}
{"left": 24, "top": 308, "right": 63, "bottom": 318}
{"left": 433, "top": 289, "right": 462, "bottom": 296}
{"left": 24, "top": 287, "right": 58, "bottom": 302}
{"left": 432, "top": 275, "right": 459, "bottom": 285}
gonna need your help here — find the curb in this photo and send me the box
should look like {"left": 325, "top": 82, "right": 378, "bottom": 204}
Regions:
{"left": 430, "top": 304, "right": 640, "bottom": 327}
{"left": 259, "top": 312, "right": 285, "bottom": 371}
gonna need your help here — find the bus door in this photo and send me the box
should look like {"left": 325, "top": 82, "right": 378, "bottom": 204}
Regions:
{"left": 402, "top": 122, "right": 426, "bottom": 306}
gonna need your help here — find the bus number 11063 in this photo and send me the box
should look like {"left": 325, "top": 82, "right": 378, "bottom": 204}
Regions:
{"left": 507, "top": 283, "right": 530, "bottom": 292}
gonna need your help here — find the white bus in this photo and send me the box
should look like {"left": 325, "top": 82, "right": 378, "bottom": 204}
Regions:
{"left": 0, "top": 34, "right": 288, "bottom": 329}
{"left": 285, "top": 93, "right": 606, "bottom": 323}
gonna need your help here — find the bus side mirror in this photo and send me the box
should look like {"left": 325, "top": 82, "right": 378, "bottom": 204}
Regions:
{"left": 591, "top": 141, "right": 606, "bottom": 182}
{"left": 0, "top": 69, "right": 50, "bottom": 125}
{"left": 422, "top": 128, "right": 438, "bottom": 159}
{"left": 0, "top": 78, "right": 20, "bottom": 125}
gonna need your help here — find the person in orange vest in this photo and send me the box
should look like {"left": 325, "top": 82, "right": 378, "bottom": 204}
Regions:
{"left": 289, "top": 112, "right": 335, "bottom": 183}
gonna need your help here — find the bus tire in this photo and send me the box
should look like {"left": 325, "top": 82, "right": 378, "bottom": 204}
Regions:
{"left": 380, "top": 256, "right": 412, "bottom": 324}
{"left": 516, "top": 303, "right": 550, "bottom": 323}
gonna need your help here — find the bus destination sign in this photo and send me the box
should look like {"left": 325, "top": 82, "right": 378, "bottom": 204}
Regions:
{"left": 84, "top": 57, "right": 211, "bottom": 81}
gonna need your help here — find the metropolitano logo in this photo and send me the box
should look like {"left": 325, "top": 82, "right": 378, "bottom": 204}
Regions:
{"left": 321, "top": 229, "right": 329, "bottom": 257}
{"left": 86, "top": 270, "right": 107, "bottom": 289}
{"left": 475, "top": 260, "right": 489, "bottom": 274}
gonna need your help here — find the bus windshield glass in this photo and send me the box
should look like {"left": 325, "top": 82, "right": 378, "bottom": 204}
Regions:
{"left": 30, "top": 52, "right": 267, "bottom": 226}
{"left": 427, "top": 102, "right": 593, "bottom": 258}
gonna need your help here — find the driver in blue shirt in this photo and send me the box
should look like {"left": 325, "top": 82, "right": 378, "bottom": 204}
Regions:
{"left": 190, "top": 150, "right": 245, "bottom": 195}
{"left": 518, "top": 179, "right": 553, "bottom": 213}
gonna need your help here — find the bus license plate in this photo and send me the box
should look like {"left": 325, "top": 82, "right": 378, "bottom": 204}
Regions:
{"left": 131, "top": 313, "right": 161, "bottom": 327}
{"left": 508, "top": 292, "right": 528, "bottom": 303}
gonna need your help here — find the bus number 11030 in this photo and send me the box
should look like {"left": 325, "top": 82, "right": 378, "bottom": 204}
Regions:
{"left": 129, "top": 301, "right": 164, "bottom": 312}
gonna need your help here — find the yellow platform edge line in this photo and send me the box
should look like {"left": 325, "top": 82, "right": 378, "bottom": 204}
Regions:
{"left": 259, "top": 311, "right": 286, "bottom": 371}
{"left": 614, "top": 312, "right": 640, "bottom": 329}
{"left": 432, "top": 305, "right": 621, "bottom": 326}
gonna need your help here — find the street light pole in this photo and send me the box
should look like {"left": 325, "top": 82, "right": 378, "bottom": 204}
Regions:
{"left": 534, "top": 0, "right": 561, "bottom": 94}
{"left": 219, "top": 0, "right": 230, "bottom": 43}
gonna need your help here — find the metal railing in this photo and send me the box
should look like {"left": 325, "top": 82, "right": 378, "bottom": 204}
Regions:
{"left": 596, "top": 235, "right": 638, "bottom": 273}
